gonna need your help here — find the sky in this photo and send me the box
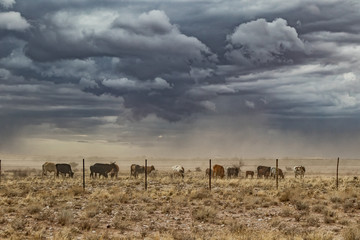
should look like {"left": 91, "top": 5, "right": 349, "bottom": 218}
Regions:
{"left": 1, "top": 0, "right": 360, "bottom": 158}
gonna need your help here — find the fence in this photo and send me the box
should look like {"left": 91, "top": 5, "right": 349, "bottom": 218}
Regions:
{"left": 0, "top": 157, "right": 350, "bottom": 191}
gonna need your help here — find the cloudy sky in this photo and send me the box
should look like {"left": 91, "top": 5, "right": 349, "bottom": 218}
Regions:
{"left": 1, "top": 0, "right": 360, "bottom": 158}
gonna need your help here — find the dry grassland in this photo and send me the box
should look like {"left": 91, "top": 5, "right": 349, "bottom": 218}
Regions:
{"left": 0, "top": 169, "right": 360, "bottom": 240}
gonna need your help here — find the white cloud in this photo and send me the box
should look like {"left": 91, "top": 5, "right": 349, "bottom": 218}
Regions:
{"left": 102, "top": 77, "right": 171, "bottom": 91}
{"left": 0, "top": 68, "right": 11, "bottom": 79}
{"left": 190, "top": 67, "right": 214, "bottom": 83}
{"left": 199, "top": 101, "right": 216, "bottom": 112}
{"left": 245, "top": 100, "right": 255, "bottom": 109}
{"left": 0, "top": 11, "right": 30, "bottom": 31}
{"left": 112, "top": 10, "right": 173, "bottom": 36}
{"left": 79, "top": 78, "right": 98, "bottom": 89}
{"left": 226, "top": 18, "right": 306, "bottom": 65}
{"left": 343, "top": 72, "right": 356, "bottom": 82}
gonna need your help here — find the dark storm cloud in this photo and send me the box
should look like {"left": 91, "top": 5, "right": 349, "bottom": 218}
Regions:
{"left": 24, "top": 9, "right": 215, "bottom": 62}
{"left": 0, "top": 0, "right": 15, "bottom": 8}
{"left": 1, "top": 0, "right": 360, "bottom": 155}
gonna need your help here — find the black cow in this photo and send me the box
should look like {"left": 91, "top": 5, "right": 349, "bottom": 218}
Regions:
{"left": 130, "top": 164, "right": 143, "bottom": 178}
{"left": 227, "top": 167, "right": 239, "bottom": 178}
{"left": 257, "top": 165, "right": 271, "bottom": 179}
{"left": 56, "top": 164, "right": 74, "bottom": 178}
{"left": 90, "top": 163, "right": 117, "bottom": 179}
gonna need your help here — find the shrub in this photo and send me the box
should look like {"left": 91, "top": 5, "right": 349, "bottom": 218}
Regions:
{"left": 294, "top": 200, "right": 309, "bottom": 211}
{"left": 189, "top": 189, "right": 211, "bottom": 200}
{"left": 228, "top": 222, "right": 246, "bottom": 234}
{"left": 343, "top": 225, "right": 360, "bottom": 240}
{"left": 58, "top": 210, "right": 73, "bottom": 226}
{"left": 343, "top": 199, "right": 355, "bottom": 212}
{"left": 79, "top": 220, "right": 92, "bottom": 231}
{"left": 312, "top": 204, "right": 326, "bottom": 213}
{"left": 27, "top": 203, "right": 42, "bottom": 215}
{"left": 279, "top": 207, "right": 293, "bottom": 217}
{"left": 330, "top": 196, "right": 341, "bottom": 203}
{"left": 192, "top": 206, "right": 217, "bottom": 222}
{"left": 279, "top": 189, "right": 292, "bottom": 202}
{"left": 113, "top": 215, "right": 129, "bottom": 232}
{"left": 306, "top": 216, "right": 320, "bottom": 227}
{"left": 11, "top": 219, "right": 26, "bottom": 231}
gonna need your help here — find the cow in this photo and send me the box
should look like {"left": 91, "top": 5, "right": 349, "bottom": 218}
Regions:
{"left": 270, "top": 167, "right": 285, "bottom": 179}
{"left": 245, "top": 171, "right": 254, "bottom": 178}
{"left": 55, "top": 164, "right": 74, "bottom": 178}
{"left": 213, "top": 164, "right": 225, "bottom": 179}
{"left": 130, "top": 164, "right": 141, "bottom": 178}
{"left": 42, "top": 162, "right": 56, "bottom": 177}
{"left": 90, "top": 163, "right": 117, "bottom": 179}
{"left": 146, "top": 165, "right": 155, "bottom": 174}
{"left": 226, "top": 167, "right": 239, "bottom": 178}
{"left": 172, "top": 165, "right": 185, "bottom": 178}
{"left": 109, "top": 163, "right": 119, "bottom": 179}
{"left": 205, "top": 168, "right": 211, "bottom": 177}
{"left": 257, "top": 166, "right": 271, "bottom": 179}
{"left": 130, "top": 164, "right": 155, "bottom": 178}
{"left": 294, "top": 166, "right": 306, "bottom": 178}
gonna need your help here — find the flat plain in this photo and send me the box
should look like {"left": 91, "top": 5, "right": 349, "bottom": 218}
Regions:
{"left": 0, "top": 158, "right": 360, "bottom": 239}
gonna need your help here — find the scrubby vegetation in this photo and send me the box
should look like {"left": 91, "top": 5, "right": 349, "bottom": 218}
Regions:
{"left": 0, "top": 170, "right": 360, "bottom": 239}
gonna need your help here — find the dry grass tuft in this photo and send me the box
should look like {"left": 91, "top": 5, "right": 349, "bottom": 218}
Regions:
{"left": 343, "top": 224, "right": 360, "bottom": 240}
{"left": 189, "top": 188, "right": 211, "bottom": 200}
{"left": 192, "top": 206, "right": 217, "bottom": 222}
{"left": 58, "top": 210, "right": 73, "bottom": 226}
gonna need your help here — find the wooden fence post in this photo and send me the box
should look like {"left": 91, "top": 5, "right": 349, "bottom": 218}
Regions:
{"left": 209, "top": 159, "right": 211, "bottom": 191}
{"left": 276, "top": 159, "right": 279, "bottom": 190}
{"left": 336, "top": 157, "right": 339, "bottom": 190}
{"left": 145, "top": 159, "right": 148, "bottom": 191}
{"left": 83, "top": 159, "right": 85, "bottom": 190}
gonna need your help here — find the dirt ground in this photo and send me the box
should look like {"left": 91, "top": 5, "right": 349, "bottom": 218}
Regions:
{"left": 0, "top": 164, "right": 360, "bottom": 240}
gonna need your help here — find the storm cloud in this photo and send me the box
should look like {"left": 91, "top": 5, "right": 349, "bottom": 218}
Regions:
{"left": 1, "top": 0, "right": 360, "bottom": 157}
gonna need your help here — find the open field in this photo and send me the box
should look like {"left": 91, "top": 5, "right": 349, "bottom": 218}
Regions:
{"left": 1, "top": 163, "right": 360, "bottom": 240}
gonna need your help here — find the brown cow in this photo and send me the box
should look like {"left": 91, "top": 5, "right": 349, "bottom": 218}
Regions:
{"left": 109, "top": 163, "right": 119, "bottom": 179}
{"left": 130, "top": 164, "right": 155, "bottom": 178}
{"left": 146, "top": 165, "right": 155, "bottom": 174}
{"left": 42, "top": 162, "right": 56, "bottom": 177}
{"left": 205, "top": 168, "right": 211, "bottom": 177}
{"left": 245, "top": 171, "right": 254, "bottom": 178}
{"left": 257, "top": 166, "right": 271, "bottom": 179}
{"left": 213, "top": 164, "right": 225, "bottom": 179}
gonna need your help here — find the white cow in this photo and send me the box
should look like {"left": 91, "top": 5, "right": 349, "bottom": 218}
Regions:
{"left": 172, "top": 165, "right": 185, "bottom": 179}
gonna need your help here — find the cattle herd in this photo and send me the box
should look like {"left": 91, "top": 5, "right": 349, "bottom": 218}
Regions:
{"left": 42, "top": 161, "right": 306, "bottom": 180}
